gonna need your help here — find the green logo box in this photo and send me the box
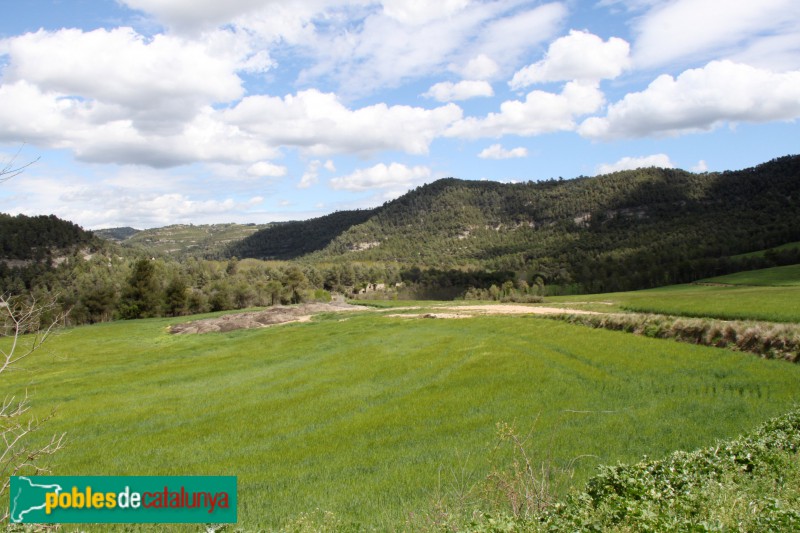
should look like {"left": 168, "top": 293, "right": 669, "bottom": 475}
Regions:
{"left": 10, "top": 476, "right": 237, "bottom": 524}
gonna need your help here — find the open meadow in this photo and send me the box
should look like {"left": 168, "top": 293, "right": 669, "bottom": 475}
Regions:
{"left": 547, "top": 265, "right": 800, "bottom": 323}
{"left": 5, "top": 275, "right": 800, "bottom": 529}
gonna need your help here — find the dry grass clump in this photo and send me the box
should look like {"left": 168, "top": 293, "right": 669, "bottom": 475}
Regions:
{"left": 557, "top": 313, "right": 800, "bottom": 362}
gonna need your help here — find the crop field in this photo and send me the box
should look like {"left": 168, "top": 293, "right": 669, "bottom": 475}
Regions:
{"left": 548, "top": 265, "right": 800, "bottom": 323}
{"left": 6, "top": 299, "right": 800, "bottom": 530}
{"left": 699, "top": 263, "right": 800, "bottom": 286}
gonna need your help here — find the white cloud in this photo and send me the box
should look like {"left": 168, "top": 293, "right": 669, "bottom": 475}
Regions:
{"left": 382, "top": 0, "right": 471, "bottom": 25}
{"left": 510, "top": 30, "right": 630, "bottom": 89}
{"left": 247, "top": 161, "right": 287, "bottom": 177}
{"left": 298, "top": 2, "right": 566, "bottom": 95}
{"left": 3, "top": 170, "right": 267, "bottom": 229}
{"left": 119, "top": 0, "right": 278, "bottom": 32}
{"left": 447, "top": 81, "right": 605, "bottom": 139}
{"left": 224, "top": 89, "right": 462, "bottom": 155}
{"left": 596, "top": 154, "right": 675, "bottom": 175}
{"left": 692, "top": 160, "right": 708, "bottom": 173}
{"left": 457, "top": 54, "right": 500, "bottom": 80}
{"left": 424, "top": 80, "right": 494, "bottom": 102}
{"left": 478, "top": 144, "right": 528, "bottom": 159}
{"left": 297, "top": 159, "right": 335, "bottom": 189}
{"left": 579, "top": 61, "right": 800, "bottom": 140}
{"left": 632, "top": 0, "right": 800, "bottom": 69}
{"left": 330, "top": 162, "right": 431, "bottom": 191}
{"left": 0, "top": 27, "right": 253, "bottom": 132}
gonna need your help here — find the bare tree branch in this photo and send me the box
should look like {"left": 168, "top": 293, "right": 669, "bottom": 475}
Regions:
{"left": 0, "top": 293, "right": 67, "bottom": 522}
{"left": 0, "top": 145, "right": 40, "bottom": 184}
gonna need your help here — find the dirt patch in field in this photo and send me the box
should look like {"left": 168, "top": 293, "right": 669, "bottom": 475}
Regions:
{"left": 169, "top": 302, "right": 367, "bottom": 334}
{"left": 382, "top": 304, "right": 600, "bottom": 319}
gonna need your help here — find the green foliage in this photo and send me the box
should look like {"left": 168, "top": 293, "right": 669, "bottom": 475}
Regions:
{"left": 534, "top": 408, "right": 800, "bottom": 532}
{"left": 118, "top": 258, "right": 161, "bottom": 319}
{"left": 0, "top": 213, "right": 95, "bottom": 261}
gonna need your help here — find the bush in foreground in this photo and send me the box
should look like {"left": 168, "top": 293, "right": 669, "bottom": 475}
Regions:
{"left": 433, "top": 408, "right": 800, "bottom": 532}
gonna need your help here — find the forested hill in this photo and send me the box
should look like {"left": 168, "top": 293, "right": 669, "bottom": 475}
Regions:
{"left": 229, "top": 208, "right": 377, "bottom": 260}
{"left": 232, "top": 155, "right": 800, "bottom": 292}
{"left": 0, "top": 213, "right": 97, "bottom": 261}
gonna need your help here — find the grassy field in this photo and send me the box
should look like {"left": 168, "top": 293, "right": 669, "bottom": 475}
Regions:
{"left": 698, "top": 263, "right": 800, "bottom": 286}
{"left": 548, "top": 264, "right": 800, "bottom": 323}
{"left": 6, "top": 305, "right": 800, "bottom": 530}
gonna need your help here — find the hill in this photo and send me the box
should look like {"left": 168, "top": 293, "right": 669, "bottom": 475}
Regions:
{"left": 99, "top": 222, "right": 269, "bottom": 258}
{"left": 232, "top": 155, "right": 800, "bottom": 293}
{"left": 93, "top": 226, "right": 139, "bottom": 241}
{"left": 0, "top": 213, "right": 97, "bottom": 263}
{"left": 228, "top": 208, "right": 377, "bottom": 260}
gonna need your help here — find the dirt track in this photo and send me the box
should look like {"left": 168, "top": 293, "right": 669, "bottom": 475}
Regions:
{"left": 383, "top": 304, "right": 599, "bottom": 320}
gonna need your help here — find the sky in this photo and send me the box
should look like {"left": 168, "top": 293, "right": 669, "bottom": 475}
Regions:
{"left": 0, "top": 0, "right": 799, "bottom": 229}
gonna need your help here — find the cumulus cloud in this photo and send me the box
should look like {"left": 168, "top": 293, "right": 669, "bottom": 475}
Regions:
{"left": 247, "top": 161, "right": 287, "bottom": 177}
{"left": 298, "top": 159, "right": 335, "bottom": 189}
{"left": 330, "top": 162, "right": 431, "bottom": 191}
{"left": 510, "top": 30, "right": 630, "bottom": 89}
{"left": 224, "top": 89, "right": 462, "bottom": 155}
{"left": 299, "top": 2, "right": 565, "bottom": 95}
{"left": 631, "top": 0, "right": 800, "bottom": 69}
{"left": 382, "top": 0, "right": 471, "bottom": 25}
{"left": 596, "top": 153, "right": 675, "bottom": 175}
{"left": 579, "top": 60, "right": 800, "bottom": 140}
{"left": 4, "top": 170, "right": 267, "bottom": 229}
{"left": 119, "top": 0, "right": 280, "bottom": 32}
{"left": 424, "top": 80, "right": 494, "bottom": 102}
{"left": 0, "top": 27, "right": 255, "bottom": 131}
{"left": 478, "top": 144, "right": 528, "bottom": 159}
{"left": 447, "top": 81, "right": 605, "bottom": 139}
{"left": 457, "top": 54, "right": 500, "bottom": 80}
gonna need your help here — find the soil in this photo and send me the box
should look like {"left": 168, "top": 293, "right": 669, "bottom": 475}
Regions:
{"left": 170, "top": 302, "right": 598, "bottom": 334}
{"left": 382, "top": 304, "right": 599, "bottom": 319}
{"left": 169, "top": 302, "right": 367, "bottom": 334}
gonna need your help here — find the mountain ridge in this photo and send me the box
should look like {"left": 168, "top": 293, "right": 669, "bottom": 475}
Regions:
{"left": 230, "top": 154, "right": 800, "bottom": 292}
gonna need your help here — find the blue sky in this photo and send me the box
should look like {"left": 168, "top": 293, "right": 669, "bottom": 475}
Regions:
{"left": 0, "top": 0, "right": 799, "bottom": 229}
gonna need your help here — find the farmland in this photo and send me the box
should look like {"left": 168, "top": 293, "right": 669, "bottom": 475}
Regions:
{"left": 548, "top": 280, "right": 800, "bottom": 323}
{"left": 6, "top": 280, "right": 800, "bottom": 529}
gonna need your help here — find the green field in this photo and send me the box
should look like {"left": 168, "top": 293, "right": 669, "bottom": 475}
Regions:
{"left": 548, "top": 264, "right": 800, "bottom": 323}
{"left": 699, "top": 263, "right": 800, "bottom": 286}
{"left": 6, "top": 304, "right": 800, "bottom": 530}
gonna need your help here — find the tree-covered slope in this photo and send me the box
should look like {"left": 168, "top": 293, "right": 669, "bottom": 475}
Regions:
{"left": 0, "top": 213, "right": 96, "bottom": 261}
{"left": 94, "top": 226, "right": 140, "bottom": 242}
{"left": 233, "top": 155, "right": 800, "bottom": 292}
{"left": 229, "top": 208, "right": 377, "bottom": 260}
